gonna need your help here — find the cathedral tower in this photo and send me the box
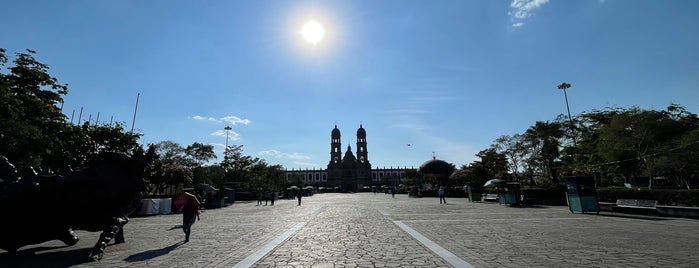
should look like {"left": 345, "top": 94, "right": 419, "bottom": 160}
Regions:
{"left": 356, "top": 124, "right": 370, "bottom": 166}
{"left": 329, "top": 124, "right": 342, "bottom": 167}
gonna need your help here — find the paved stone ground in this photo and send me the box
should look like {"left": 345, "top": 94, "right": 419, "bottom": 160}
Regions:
{"left": 1, "top": 193, "right": 698, "bottom": 267}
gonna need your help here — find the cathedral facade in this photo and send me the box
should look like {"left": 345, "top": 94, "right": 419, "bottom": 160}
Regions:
{"left": 285, "top": 124, "right": 414, "bottom": 192}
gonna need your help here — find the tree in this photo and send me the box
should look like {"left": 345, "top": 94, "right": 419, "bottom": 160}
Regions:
{"left": 493, "top": 134, "right": 526, "bottom": 182}
{"left": 185, "top": 142, "right": 216, "bottom": 166}
{"left": 147, "top": 141, "right": 217, "bottom": 193}
{"left": 1, "top": 49, "right": 140, "bottom": 175}
{"left": 596, "top": 106, "right": 694, "bottom": 189}
{"left": 523, "top": 121, "right": 564, "bottom": 185}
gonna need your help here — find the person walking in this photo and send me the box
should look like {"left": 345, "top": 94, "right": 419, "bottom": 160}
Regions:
{"left": 270, "top": 190, "right": 276, "bottom": 206}
{"left": 391, "top": 187, "right": 395, "bottom": 198}
{"left": 257, "top": 189, "right": 263, "bottom": 206}
{"left": 181, "top": 194, "right": 201, "bottom": 243}
{"left": 296, "top": 190, "right": 302, "bottom": 206}
{"left": 264, "top": 190, "right": 270, "bottom": 206}
{"left": 438, "top": 186, "right": 447, "bottom": 204}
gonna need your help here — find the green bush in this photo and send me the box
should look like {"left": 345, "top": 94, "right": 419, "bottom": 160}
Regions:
{"left": 521, "top": 187, "right": 567, "bottom": 206}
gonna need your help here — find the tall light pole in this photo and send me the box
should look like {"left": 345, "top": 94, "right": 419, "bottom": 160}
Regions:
{"left": 557, "top": 82, "right": 576, "bottom": 145}
{"left": 224, "top": 126, "right": 232, "bottom": 152}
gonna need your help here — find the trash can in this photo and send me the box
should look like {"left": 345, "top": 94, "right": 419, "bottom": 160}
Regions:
{"left": 498, "top": 182, "right": 520, "bottom": 206}
{"left": 565, "top": 177, "right": 599, "bottom": 214}
{"left": 469, "top": 191, "right": 482, "bottom": 202}
{"left": 408, "top": 186, "right": 419, "bottom": 198}
{"left": 466, "top": 183, "right": 483, "bottom": 202}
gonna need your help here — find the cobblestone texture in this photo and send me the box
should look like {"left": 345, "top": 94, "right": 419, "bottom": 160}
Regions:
{"left": 1, "top": 193, "right": 698, "bottom": 267}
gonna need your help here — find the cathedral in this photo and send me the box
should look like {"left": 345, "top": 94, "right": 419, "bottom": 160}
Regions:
{"left": 285, "top": 124, "right": 414, "bottom": 192}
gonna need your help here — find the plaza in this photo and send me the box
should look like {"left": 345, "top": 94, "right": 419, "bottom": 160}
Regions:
{"left": 1, "top": 193, "right": 698, "bottom": 267}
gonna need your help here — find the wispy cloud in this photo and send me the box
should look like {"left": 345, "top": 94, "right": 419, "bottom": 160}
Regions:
{"left": 192, "top": 115, "right": 251, "bottom": 125}
{"left": 221, "top": 115, "right": 251, "bottom": 125}
{"left": 509, "top": 0, "right": 550, "bottom": 27}
{"left": 258, "top": 150, "right": 318, "bottom": 167}
{"left": 211, "top": 129, "right": 241, "bottom": 140}
{"left": 258, "top": 150, "right": 312, "bottom": 160}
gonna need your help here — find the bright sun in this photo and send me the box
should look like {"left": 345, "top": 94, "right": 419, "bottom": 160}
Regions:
{"left": 301, "top": 20, "right": 325, "bottom": 44}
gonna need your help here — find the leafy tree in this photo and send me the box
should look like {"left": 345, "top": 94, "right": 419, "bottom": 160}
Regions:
{"left": 1, "top": 49, "right": 140, "bottom": 175}
{"left": 147, "top": 141, "right": 217, "bottom": 193}
{"left": 596, "top": 106, "right": 694, "bottom": 189}
{"left": 185, "top": 142, "right": 216, "bottom": 166}
{"left": 493, "top": 134, "right": 526, "bottom": 182}
{"left": 475, "top": 148, "right": 509, "bottom": 179}
{"left": 523, "top": 121, "right": 564, "bottom": 184}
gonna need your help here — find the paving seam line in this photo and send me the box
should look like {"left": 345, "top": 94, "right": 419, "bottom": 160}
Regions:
{"left": 393, "top": 220, "right": 475, "bottom": 268}
{"left": 231, "top": 221, "right": 307, "bottom": 268}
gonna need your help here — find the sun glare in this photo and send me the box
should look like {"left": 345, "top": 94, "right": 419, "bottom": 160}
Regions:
{"left": 301, "top": 20, "right": 325, "bottom": 44}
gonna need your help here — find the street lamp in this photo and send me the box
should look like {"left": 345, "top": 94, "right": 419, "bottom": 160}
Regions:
{"left": 557, "top": 82, "right": 576, "bottom": 145}
{"left": 224, "top": 126, "right": 232, "bottom": 152}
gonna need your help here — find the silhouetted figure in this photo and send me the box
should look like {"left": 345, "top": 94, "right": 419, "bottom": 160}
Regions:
{"left": 257, "top": 190, "right": 263, "bottom": 206}
{"left": 297, "top": 190, "right": 302, "bottom": 206}
{"left": 438, "top": 186, "right": 447, "bottom": 204}
{"left": 181, "top": 194, "right": 201, "bottom": 243}
{"left": 270, "top": 191, "right": 276, "bottom": 206}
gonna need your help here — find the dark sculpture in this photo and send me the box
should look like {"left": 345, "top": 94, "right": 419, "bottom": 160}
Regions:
{"left": 0, "top": 146, "right": 155, "bottom": 261}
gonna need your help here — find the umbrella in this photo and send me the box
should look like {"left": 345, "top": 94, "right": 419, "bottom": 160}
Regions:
{"left": 173, "top": 192, "right": 201, "bottom": 210}
{"left": 483, "top": 179, "right": 506, "bottom": 188}
{"left": 287, "top": 186, "right": 299, "bottom": 190}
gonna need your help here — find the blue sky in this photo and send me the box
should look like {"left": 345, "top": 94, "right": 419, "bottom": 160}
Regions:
{"left": 2, "top": 0, "right": 699, "bottom": 170}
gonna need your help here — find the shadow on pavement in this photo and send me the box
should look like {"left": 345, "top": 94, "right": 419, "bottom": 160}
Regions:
{"left": 596, "top": 213, "right": 669, "bottom": 221}
{"left": 123, "top": 242, "right": 184, "bottom": 262}
{"left": 0, "top": 246, "right": 93, "bottom": 267}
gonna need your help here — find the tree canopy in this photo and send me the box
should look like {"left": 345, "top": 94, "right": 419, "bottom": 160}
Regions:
{"left": 466, "top": 104, "right": 699, "bottom": 189}
{"left": 0, "top": 49, "right": 140, "bottom": 176}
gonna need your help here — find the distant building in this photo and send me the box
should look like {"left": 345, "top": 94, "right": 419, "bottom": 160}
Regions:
{"left": 285, "top": 124, "right": 415, "bottom": 192}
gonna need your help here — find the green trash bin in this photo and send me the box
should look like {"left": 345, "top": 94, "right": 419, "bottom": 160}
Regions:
{"left": 498, "top": 182, "right": 520, "bottom": 206}
{"left": 469, "top": 191, "right": 482, "bottom": 202}
{"left": 565, "top": 177, "right": 599, "bottom": 214}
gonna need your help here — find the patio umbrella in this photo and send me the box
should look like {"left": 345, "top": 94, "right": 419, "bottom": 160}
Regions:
{"left": 483, "top": 179, "right": 506, "bottom": 188}
{"left": 173, "top": 192, "right": 200, "bottom": 210}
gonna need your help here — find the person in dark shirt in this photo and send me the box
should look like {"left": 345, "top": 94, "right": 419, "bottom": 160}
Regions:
{"left": 182, "top": 195, "right": 200, "bottom": 243}
{"left": 296, "top": 190, "right": 302, "bottom": 206}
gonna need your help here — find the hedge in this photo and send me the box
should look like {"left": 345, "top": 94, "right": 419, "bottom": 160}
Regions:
{"left": 596, "top": 189, "right": 699, "bottom": 207}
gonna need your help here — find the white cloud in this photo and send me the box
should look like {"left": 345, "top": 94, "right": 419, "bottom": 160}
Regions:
{"left": 192, "top": 115, "right": 251, "bottom": 125}
{"left": 221, "top": 115, "right": 251, "bottom": 125}
{"left": 509, "top": 0, "right": 550, "bottom": 27}
{"left": 258, "top": 150, "right": 311, "bottom": 160}
{"left": 192, "top": 115, "right": 217, "bottom": 121}
{"left": 211, "top": 129, "right": 240, "bottom": 140}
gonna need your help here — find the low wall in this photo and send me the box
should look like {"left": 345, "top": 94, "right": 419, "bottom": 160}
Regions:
{"left": 656, "top": 206, "right": 699, "bottom": 219}
{"left": 598, "top": 202, "right": 699, "bottom": 219}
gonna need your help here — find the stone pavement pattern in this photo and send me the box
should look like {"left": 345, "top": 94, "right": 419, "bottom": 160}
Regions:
{"left": 1, "top": 193, "right": 698, "bottom": 267}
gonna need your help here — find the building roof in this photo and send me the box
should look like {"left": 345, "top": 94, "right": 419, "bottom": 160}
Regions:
{"left": 418, "top": 159, "right": 455, "bottom": 176}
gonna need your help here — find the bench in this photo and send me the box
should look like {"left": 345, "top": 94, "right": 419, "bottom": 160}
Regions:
{"left": 612, "top": 199, "right": 658, "bottom": 215}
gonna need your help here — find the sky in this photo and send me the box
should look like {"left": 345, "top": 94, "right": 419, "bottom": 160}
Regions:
{"left": 2, "top": 0, "right": 699, "bottom": 170}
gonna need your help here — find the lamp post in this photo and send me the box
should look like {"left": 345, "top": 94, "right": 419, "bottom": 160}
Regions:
{"left": 222, "top": 126, "right": 233, "bottom": 204}
{"left": 224, "top": 126, "right": 232, "bottom": 152}
{"left": 557, "top": 82, "right": 576, "bottom": 145}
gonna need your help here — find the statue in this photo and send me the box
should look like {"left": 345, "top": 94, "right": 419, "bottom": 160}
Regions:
{"left": 0, "top": 146, "right": 155, "bottom": 261}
